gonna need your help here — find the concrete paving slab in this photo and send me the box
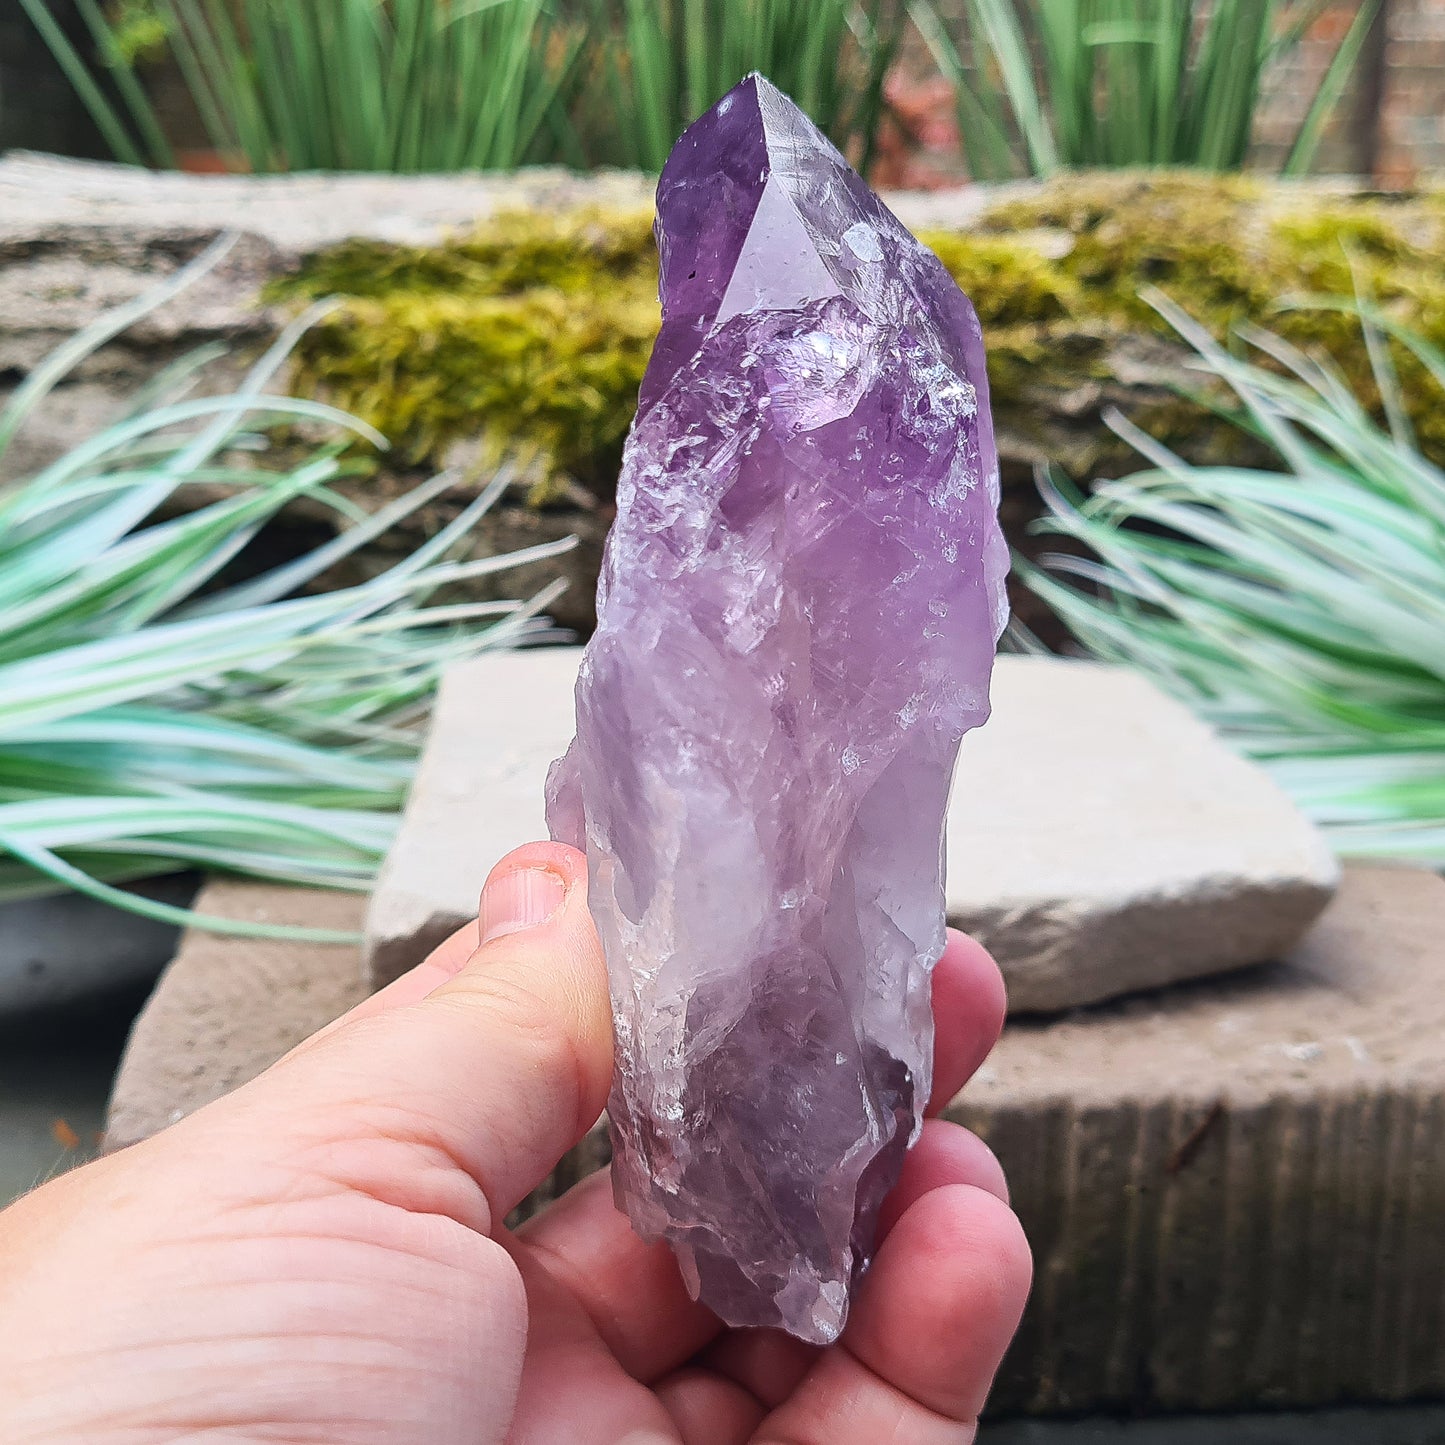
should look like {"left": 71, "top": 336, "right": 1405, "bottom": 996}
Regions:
{"left": 364, "top": 648, "right": 579, "bottom": 987}
{"left": 108, "top": 864, "right": 1445, "bottom": 1414}
{"left": 957, "top": 864, "right": 1445, "bottom": 1414}
{"left": 364, "top": 648, "right": 1338, "bottom": 1011}
{"left": 104, "top": 855, "right": 1445, "bottom": 1410}
{"left": 104, "top": 883, "right": 367, "bottom": 1151}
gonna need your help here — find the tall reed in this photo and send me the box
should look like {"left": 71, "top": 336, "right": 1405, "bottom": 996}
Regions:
{"left": 22, "top": 0, "right": 903, "bottom": 174}
{"left": 582, "top": 0, "right": 904, "bottom": 172}
{"left": 19, "top": 0, "right": 588, "bottom": 172}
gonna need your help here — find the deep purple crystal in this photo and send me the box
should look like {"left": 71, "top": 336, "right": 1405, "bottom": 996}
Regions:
{"left": 547, "top": 74, "right": 1008, "bottom": 1344}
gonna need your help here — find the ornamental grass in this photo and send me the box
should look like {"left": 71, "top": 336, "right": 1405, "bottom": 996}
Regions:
{"left": 1027, "top": 291, "right": 1445, "bottom": 864}
{"left": 0, "top": 236, "right": 569, "bottom": 938}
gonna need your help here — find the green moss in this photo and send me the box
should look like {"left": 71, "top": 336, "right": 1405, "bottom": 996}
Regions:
{"left": 923, "top": 233, "right": 1082, "bottom": 325}
{"left": 978, "top": 172, "right": 1268, "bottom": 322}
{"left": 278, "top": 208, "right": 659, "bottom": 304}
{"left": 269, "top": 175, "right": 1445, "bottom": 494}
{"left": 297, "top": 287, "right": 658, "bottom": 481}
{"left": 954, "top": 172, "right": 1445, "bottom": 460}
{"left": 273, "top": 208, "right": 660, "bottom": 486}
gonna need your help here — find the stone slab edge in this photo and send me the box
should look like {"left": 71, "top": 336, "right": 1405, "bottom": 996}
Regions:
{"left": 365, "top": 649, "right": 1338, "bottom": 1011}
{"left": 0, "top": 150, "right": 1006, "bottom": 255}
{"left": 106, "top": 866, "right": 1445, "bottom": 1414}
{"left": 105, "top": 882, "right": 367, "bottom": 1151}
{"left": 363, "top": 648, "right": 579, "bottom": 986}
{"left": 955, "top": 864, "right": 1445, "bottom": 1414}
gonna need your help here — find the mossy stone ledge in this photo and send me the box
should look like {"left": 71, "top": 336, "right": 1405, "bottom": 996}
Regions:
{"left": 6, "top": 158, "right": 1444, "bottom": 635}
{"left": 267, "top": 172, "right": 1445, "bottom": 633}
{"left": 275, "top": 172, "right": 1445, "bottom": 486}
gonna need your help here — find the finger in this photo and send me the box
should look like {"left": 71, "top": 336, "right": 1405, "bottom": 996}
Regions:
{"left": 219, "top": 841, "right": 613, "bottom": 1236}
{"left": 516, "top": 1121, "right": 1004, "bottom": 1394}
{"left": 927, "top": 929, "right": 1006, "bottom": 1116}
{"left": 504, "top": 1243, "right": 684, "bottom": 1445}
{"left": 654, "top": 1367, "right": 764, "bottom": 1445}
{"left": 755, "top": 1185, "right": 1031, "bottom": 1442}
{"left": 698, "top": 1118, "right": 1007, "bottom": 1410}
{"left": 347, "top": 920, "right": 481, "bottom": 1018}
{"left": 876, "top": 1119, "right": 1007, "bottom": 1239}
{"left": 514, "top": 938, "right": 1010, "bottom": 1388}
{"left": 845, "top": 1184, "right": 1031, "bottom": 1419}
{"left": 691, "top": 1330, "right": 819, "bottom": 1414}
{"left": 292, "top": 921, "right": 482, "bottom": 1056}
{"left": 516, "top": 1168, "right": 723, "bottom": 1382}
{"left": 349, "top": 854, "right": 573, "bottom": 1024}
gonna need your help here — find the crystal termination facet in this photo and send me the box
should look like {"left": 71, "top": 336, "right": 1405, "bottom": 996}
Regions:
{"left": 546, "top": 74, "right": 1008, "bottom": 1344}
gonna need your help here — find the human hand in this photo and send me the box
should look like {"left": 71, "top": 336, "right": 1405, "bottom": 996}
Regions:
{"left": 0, "top": 842, "right": 1030, "bottom": 1444}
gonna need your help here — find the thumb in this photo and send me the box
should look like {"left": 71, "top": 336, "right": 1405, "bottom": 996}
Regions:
{"left": 205, "top": 842, "right": 614, "bottom": 1236}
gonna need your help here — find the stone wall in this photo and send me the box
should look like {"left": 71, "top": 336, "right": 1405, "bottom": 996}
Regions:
{"left": 1379, "top": 0, "right": 1445, "bottom": 183}
{"left": 1251, "top": 1, "right": 1383, "bottom": 176}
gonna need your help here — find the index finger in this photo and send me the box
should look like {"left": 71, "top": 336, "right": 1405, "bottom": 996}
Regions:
{"left": 928, "top": 928, "right": 1006, "bottom": 1115}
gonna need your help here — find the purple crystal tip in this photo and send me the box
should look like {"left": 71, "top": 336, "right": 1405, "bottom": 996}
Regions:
{"left": 547, "top": 73, "right": 1008, "bottom": 1344}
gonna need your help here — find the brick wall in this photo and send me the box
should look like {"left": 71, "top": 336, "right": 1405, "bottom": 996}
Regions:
{"left": 1377, "top": 0, "right": 1445, "bottom": 183}
{"left": 1252, "top": 2, "right": 1379, "bottom": 175}
{"left": 1205, "top": 0, "right": 1445, "bottom": 184}
{"left": 1252, "top": 0, "right": 1445, "bottom": 185}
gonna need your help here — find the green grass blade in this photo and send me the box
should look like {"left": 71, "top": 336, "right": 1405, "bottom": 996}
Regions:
{"left": 0, "top": 834, "right": 363, "bottom": 942}
{"left": 1284, "top": 0, "right": 1379, "bottom": 176}
{"left": 16, "top": 0, "right": 148, "bottom": 164}
{"left": 0, "top": 239, "right": 568, "bottom": 936}
{"left": 972, "top": 0, "right": 1057, "bottom": 173}
{"left": 72, "top": 0, "right": 176, "bottom": 166}
{"left": 911, "top": 0, "right": 1018, "bottom": 179}
{"left": 1030, "top": 297, "right": 1445, "bottom": 864}
{"left": 0, "top": 233, "right": 237, "bottom": 468}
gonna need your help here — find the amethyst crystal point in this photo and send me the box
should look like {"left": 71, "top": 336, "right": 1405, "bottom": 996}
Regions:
{"left": 546, "top": 74, "right": 1008, "bottom": 1344}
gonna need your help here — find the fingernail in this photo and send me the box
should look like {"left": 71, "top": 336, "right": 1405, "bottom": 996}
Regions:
{"left": 480, "top": 865, "right": 568, "bottom": 944}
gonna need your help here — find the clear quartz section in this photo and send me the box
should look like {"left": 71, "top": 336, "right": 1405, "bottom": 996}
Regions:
{"left": 546, "top": 74, "right": 1008, "bottom": 1345}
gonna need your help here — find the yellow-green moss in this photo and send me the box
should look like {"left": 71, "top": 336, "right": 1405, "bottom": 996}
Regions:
{"left": 269, "top": 174, "right": 1445, "bottom": 491}
{"left": 272, "top": 208, "right": 660, "bottom": 485}
{"left": 963, "top": 171, "right": 1445, "bottom": 457}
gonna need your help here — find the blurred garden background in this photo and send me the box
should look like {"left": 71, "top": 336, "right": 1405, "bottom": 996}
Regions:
{"left": 4, "top": 0, "right": 1439, "bottom": 181}
{"left": 2, "top": 3, "right": 1445, "bottom": 1434}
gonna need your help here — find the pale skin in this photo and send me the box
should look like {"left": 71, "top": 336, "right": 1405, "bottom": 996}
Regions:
{"left": 0, "top": 841, "right": 1031, "bottom": 1444}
